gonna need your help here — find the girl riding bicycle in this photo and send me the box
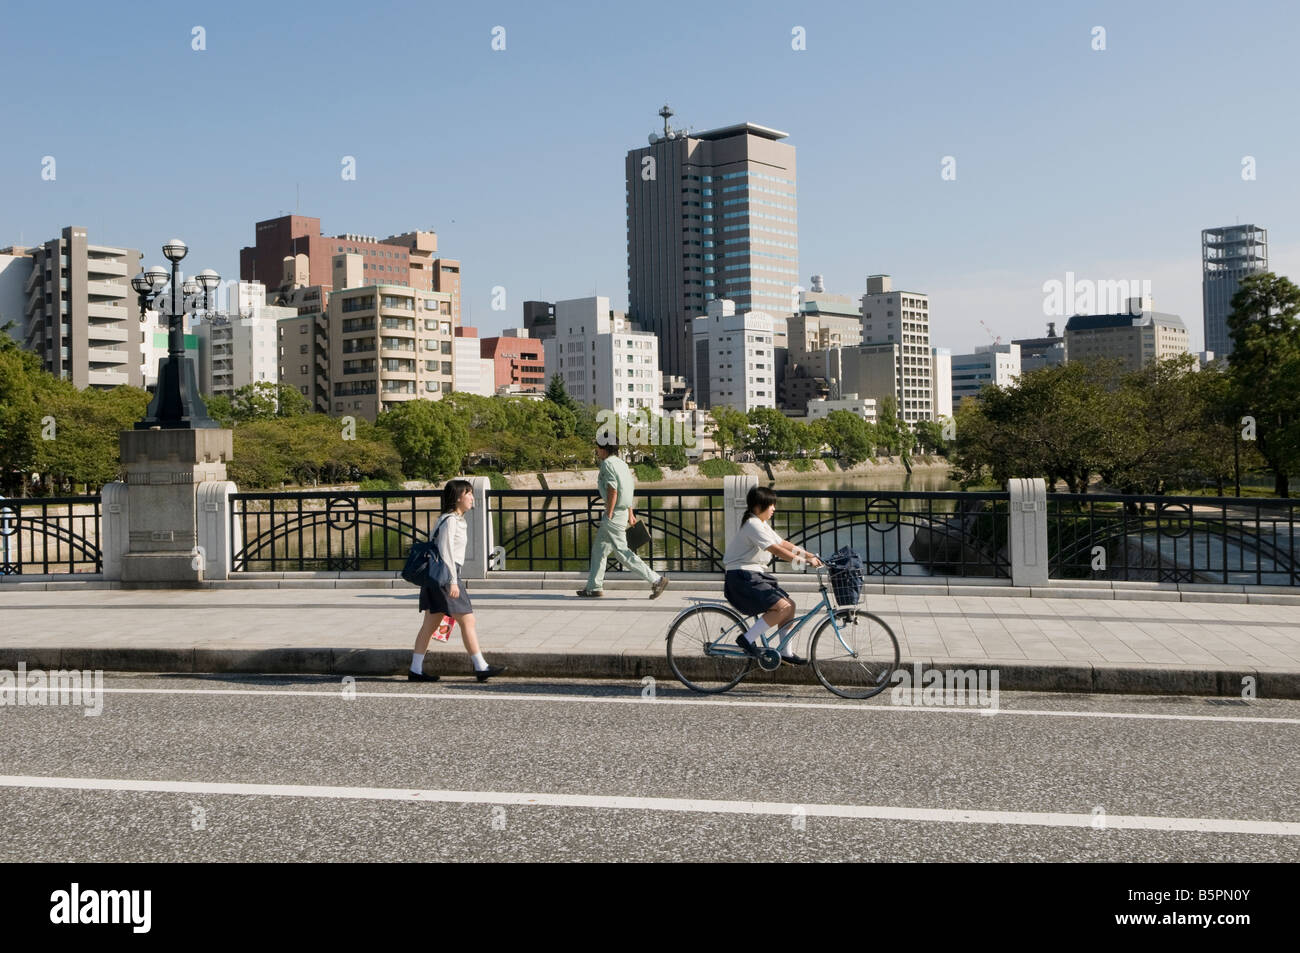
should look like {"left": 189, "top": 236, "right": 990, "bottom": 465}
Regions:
{"left": 722, "top": 485, "right": 823, "bottom": 666}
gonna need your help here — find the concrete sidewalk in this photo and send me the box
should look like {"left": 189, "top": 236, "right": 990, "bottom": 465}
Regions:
{"left": 2, "top": 581, "right": 1298, "bottom": 697}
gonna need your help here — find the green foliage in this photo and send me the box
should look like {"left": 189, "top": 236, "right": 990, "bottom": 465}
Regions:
{"left": 874, "top": 395, "right": 915, "bottom": 459}
{"left": 707, "top": 406, "right": 749, "bottom": 460}
{"left": 744, "top": 407, "right": 796, "bottom": 462}
{"left": 358, "top": 477, "right": 402, "bottom": 502}
{"left": 1227, "top": 272, "right": 1300, "bottom": 496}
{"left": 545, "top": 373, "right": 579, "bottom": 415}
{"left": 229, "top": 414, "right": 402, "bottom": 488}
{"left": 820, "top": 410, "right": 875, "bottom": 466}
{"left": 632, "top": 462, "right": 664, "bottom": 483}
{"left": 788, "top": 458, "right": 816, "bottom": 472}
{"left": 699, "top": 458, "right": 743, "bottom": 478}
{"left": 0, "top": 342, "right": 42, "bottom": 494}
{"left": 914, "top": 418, "right": 951, "bottom": 456}
{"left": 375, "top": 399, "right": 470, "bottom": 482}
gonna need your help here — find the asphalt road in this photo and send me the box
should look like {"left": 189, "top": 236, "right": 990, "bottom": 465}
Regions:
{"left": 1, "top": 674, "right": 1298, "bottom": 862}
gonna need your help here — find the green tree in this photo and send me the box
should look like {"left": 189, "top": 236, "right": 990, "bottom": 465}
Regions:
{"left": 821, "top": 410, "right": 874, "bottom": 465}
{"left": 1226, "top": 272, "right": 1300, "bottom": 497}
{"left": 707, "top": 406, "right": 749, "bottom": 460}
{"left": 948, "top": 362, "right": 1121, "bottom": 493}
{"left": 914, "top": 418, "right": 951, "bottom": 456}
{"left": 227, "top": 381, "right": 310, "bottom": 422}
{"left": 0, "top": 340, "right": 42, "bottom": 495}
{"left": 376, "top": 399, "right": 470, "bottom": 481}
{"left": 545, "top": 373, "right": 579, "bottom": 415}
{"left": 745, "top": 407, "right": 797, "bottom": 462}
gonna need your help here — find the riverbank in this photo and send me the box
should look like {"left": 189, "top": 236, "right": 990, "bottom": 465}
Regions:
{"left": 482, "top": 456, "right": 955, "bottom": 491}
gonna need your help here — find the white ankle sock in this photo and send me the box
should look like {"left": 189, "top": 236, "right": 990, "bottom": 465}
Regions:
{"left": 776, "top": 623, "right": 796, "bottom": 655}
{"left": 410, "top": 652, "right": 424, "bottom": 674}
{"left": 471, "top": 652, "right": 488, "bottom": 672}
{"left": 741, "top": 619, "right": 768, "bottom": 644}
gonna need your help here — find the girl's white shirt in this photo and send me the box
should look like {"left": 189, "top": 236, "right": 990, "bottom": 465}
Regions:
{"left": 434, "top": 511, "right": 468, "bottom": 585}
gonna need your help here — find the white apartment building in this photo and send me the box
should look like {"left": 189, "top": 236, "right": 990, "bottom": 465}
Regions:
{"left": 860, "top": 274, "right": 932, "bottom": 423}
{"left": 195, "top": 282, "right": 294, "bottom": 397}
{"left": 951, "top": 343, "right": 1021, "bottom": 406}
{"left": 543, "top": 295, "right": 662, "bottom": 416}
{"left": 931, "top": 346, "right": 953, "bottom": 420}
{"left": 690, "top": 298, "right": 776, "bottom": 412}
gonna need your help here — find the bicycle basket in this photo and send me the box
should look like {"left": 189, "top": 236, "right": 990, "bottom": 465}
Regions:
{"left": 825, "top": 547, "right": 864, "bottom": 607}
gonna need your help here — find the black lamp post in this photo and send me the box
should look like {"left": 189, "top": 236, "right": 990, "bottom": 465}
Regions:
{"left": 132, "top": 239, "right": 220, "bottom": 429}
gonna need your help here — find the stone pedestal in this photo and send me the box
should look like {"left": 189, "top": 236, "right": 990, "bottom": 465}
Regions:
{"left": 118, "top": 428, "right": 233, "bottom": 587}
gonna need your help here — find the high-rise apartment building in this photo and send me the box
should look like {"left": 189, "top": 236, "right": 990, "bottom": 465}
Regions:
{"left": 1202, "top": 224, "right": 1267, "bottom": 359}
{"left": 860, "top": 274, "right": 932, "bottom": 423}
{"left": 239, "top": 215, "right": 461, "bottom": 323}
{"left": 689, "top": 299, "right": 776, "bottom": 413}
{"left": 626, "top": 107, "right": 797, "bottom": 383}
{"left": 543, "top": 296, "right": 662, "bottom": 415}
{"left": 285, "top": 283, "right": 455, "bottom": 421}
{"left": 16, "top": 227, "right": 143, "bottom": 389}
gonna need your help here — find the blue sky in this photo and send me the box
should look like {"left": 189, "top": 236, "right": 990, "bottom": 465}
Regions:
{"left": 2, "top": 0, "right": 1297, "bottom": 353}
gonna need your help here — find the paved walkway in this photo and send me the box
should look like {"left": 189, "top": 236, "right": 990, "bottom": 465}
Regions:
{"left": 1, "top": 583, "right": 1298, "bottom": 696}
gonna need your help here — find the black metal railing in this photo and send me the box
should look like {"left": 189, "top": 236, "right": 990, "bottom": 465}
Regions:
{"left": 771, "top": 490, "right": 1012, "bottom": 578}
{"left": 0, "top": 496, "right": 102, "bottom": 574}
{"left": 230, "top": 490, "right": 443, "bottom": 572}
{"left": 490, "top": 489, "right": 725, "bottom": 572}
{"left": 1047, "top": 494, "right": 1300, "bottom": 585}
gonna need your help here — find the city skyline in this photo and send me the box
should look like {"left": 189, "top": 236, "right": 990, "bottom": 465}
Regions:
{"left": 2, "top": 0, "right": 1298, "bottom": 355}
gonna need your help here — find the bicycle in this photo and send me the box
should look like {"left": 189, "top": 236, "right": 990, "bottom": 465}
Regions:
{"left": 665, "top": 557, "right": 900, "bottom": 699}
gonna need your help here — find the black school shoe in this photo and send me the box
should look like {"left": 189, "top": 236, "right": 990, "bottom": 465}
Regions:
{"left": 735, "top": 636, "right": 765, "bottom": 661}
{"left": 475, "top": 664, "right": 508, "bottom": 682}
{"left": 407, "top": 670, "right": 440, "bottom": 682}
{"left": 780, "top": 653, "right": 808, "bottom": 666}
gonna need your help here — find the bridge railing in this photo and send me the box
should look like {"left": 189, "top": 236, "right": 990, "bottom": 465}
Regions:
{"left": 0, "top": 495, "right": 103, "bottom": 575}
{"left": 1047, "top": 493, "right": 1300, "bottom": 586}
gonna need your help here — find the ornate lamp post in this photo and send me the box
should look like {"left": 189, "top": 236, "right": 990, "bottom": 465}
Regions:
{"left": 131, "top": 239, "right": 220, "bottom": 429}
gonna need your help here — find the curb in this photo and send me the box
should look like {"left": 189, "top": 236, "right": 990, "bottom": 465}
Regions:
{"left": 0, "top": 646, "right": 1293, "bottom": 699}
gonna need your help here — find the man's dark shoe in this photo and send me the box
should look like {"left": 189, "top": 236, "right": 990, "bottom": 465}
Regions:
{"left": 575, "top": 589, "right": 604, "bottom": 597}
{"left": 735, "top": 635, "right": 765, "bottom": 660}
{"left": 407, "top": 670, "right": 440, "bottom": 682}
{"left": 780, "top": 653, "right": 809, "bottom": 666}
{"left": 650, "top": 575, "right": 670, "bottom": 600}
{"left": 475, "top": 664, "right": 508, "bottom": 682}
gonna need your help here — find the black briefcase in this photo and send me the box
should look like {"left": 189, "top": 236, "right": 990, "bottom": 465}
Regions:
{"left": 626, "top": 517, "right": 652, "bottom": 553}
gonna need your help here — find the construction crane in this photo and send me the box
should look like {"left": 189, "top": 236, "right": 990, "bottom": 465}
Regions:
{"left": 979, "top": 320, "right": 1001, "bottom": 345}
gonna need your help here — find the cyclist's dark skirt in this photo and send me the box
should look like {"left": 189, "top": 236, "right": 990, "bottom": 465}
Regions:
{"left": 724, "top": 569, "right": 790, "bottom": 617}
{"left": 419, "top": 565, "right": 471, "bottom": 616}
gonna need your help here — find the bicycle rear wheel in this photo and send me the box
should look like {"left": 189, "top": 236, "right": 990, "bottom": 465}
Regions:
{"left": 810, "top": 608, "right": 900, "bottom": 699}
{"left": 666, "top": 604, "right": 753, "bottom": 694}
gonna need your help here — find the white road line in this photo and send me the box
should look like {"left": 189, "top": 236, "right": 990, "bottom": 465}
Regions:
{"left": 84, "top": 686, "right": 1300, "bottom": 726}
{"left": 0, "top": 774, "right": 1295, "bottom": 836}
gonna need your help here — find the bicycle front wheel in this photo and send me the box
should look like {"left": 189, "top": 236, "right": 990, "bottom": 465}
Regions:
{"left": 666, "top": 604, "right": 753, "bottom": 694}
{"left": 810, "top": 608, "right": 900, "bottom": 699}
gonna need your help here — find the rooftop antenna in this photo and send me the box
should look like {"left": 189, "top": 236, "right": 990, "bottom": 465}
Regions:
{"left": 659, "top": 103, "right": 673, "bottom": 138}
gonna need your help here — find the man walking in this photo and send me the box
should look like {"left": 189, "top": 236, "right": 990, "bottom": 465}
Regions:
{"left": 576, "top": 437, "right": 670, "bottom": 599}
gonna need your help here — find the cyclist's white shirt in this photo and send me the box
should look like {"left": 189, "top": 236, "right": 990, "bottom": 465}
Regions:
{"left": 723, "top": 517, "right": 782, "bottom": 572}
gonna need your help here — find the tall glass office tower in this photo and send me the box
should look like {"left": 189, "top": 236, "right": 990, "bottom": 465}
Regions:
{"left": 626, "top": 107, "right": 797, "bottom": 383}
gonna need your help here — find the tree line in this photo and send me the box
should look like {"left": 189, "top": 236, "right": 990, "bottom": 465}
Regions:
{"left": 949, "top": 272, "right": 1300, "bottom": 496}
